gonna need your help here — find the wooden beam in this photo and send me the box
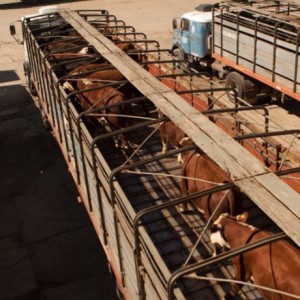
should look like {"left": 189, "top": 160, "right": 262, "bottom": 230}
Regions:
{"left": 60, "top": 10, "right": 300, "bottom": 246}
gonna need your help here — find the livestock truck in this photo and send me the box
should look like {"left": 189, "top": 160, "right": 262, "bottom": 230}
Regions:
{"left": 172, "top": 1, "right": 300, "bottom": 104}
{"left": 10, "top": 4, "right": 300, "bottom": 300}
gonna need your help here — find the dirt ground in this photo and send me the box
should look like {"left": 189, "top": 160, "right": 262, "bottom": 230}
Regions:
{"left": 0, "top": 0, "right": 200, "bottom": 299}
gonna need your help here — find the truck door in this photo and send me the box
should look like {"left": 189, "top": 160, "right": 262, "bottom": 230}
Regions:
{"left": 189, "top": 21, "right": 200, "bottom": 57}
{"left": 173, "top": 18, "right": 191, "bottom": 55}
{"left": 190, "top": 21, "right": 211, "bottom": 58}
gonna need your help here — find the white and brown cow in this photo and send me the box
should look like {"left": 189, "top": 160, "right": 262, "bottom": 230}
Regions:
{"left": 180, "top": 150, "right": 242, "bottom": 223}
{"left": 157, "top": 110, "right": 193, "bottom": 163}
{"left": 79, "top": 83, "right": 130, "bottom": 130}
{"left": 210, "top": 212, "right": 300, "bottom": 300}
{"left": 67, "top": 63, "right": 126, "bottom": 90}
{"left": 64, "top": 62, "right": 140, "bottom": 99}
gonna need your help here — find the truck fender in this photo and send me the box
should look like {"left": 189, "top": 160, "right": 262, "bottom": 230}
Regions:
{"left": 172, "top": 44, "right": 185, "bottom": 60}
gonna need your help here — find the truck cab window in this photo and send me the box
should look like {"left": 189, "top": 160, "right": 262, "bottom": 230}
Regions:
{"left": 180, "top": 18, "right": 190, "bottom": 31}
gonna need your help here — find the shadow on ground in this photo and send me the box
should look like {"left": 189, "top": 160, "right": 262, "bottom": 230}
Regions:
{"left": 0, "top": 83, "right": 117, "bottom": 299}
{"left": 279, "top": 98, "right": 300, "bottom": 118}
{"left": 0, "top": 0, "right": 86, "bottom": 10}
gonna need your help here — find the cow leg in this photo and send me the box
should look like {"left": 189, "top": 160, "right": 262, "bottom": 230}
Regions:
{"left": 159, "top": 122, "right": 168, "bottom": 154}
{"left": 117, "top": 133, "right": 129, "bottom": 149}
{"left": 178, "top": 202, "right": 188, "bottom": 213}
{"left": 177, "top": 152, "right": 184, "bottom": 164}
{"left": 162, "top": 140, "right": 168, "bottom": 154}
{"left": 225, "top": 257, "right": 249, "bottom": 299}
{"left": 212, "top": 243, "right": 225, "bottom": 257}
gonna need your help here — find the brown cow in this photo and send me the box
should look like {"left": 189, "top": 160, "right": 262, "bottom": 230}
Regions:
{"left": 77, "top": 83, "right": 130, "bottom": 148}
{"left": 68, "top": 63, "right": 111, "bottom": 76}
{"left": 45, "top": 40, "right": 88, "bottom": 53}
{"left": 64, "top": 62, "right": 140, "bottom": 99}
{"left": 73, "top": 69, "right": 125, "bottom": 91}
{"left": 79, "top": 83, "right": 129, "bottom": 129}
{"left": 210, "top": 212, "right": 300, "bottom": 300}
{"left": 47, "top": 46, "right": 94, "bottom": 60}
{"left": 180, "top": 150, "right": 242, "bottom": 223}
{"left": 115, "top": 41, "right": 140, "bottom": 61}
{"left": 45, "top": 41, "right": 97, "bottom": 76}
{"left": 157, "top": 110, "right": 193, "bottom": 163}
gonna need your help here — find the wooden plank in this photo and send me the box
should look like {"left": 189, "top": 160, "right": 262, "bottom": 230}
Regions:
{"left": 237, "top": 173, "right": 300, "bottom": 241}
{"left": 60, "top": 10, "right": 300, "bottom": 245}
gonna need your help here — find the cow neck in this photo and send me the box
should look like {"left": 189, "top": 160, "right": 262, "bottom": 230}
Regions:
{"left": 100, "top": 91, "right": 118, "bottom": 107}
{"left": 224, "top": 219, "right": 261, "bottom": 249}
{"left": 238, "top": 225, "right": 262, "bottom": 288}
{"left": 244, "top": 227, "right": 261, "bottom": 246}
{"left": 183, "top": 150, "right": 198, "bottom": 166}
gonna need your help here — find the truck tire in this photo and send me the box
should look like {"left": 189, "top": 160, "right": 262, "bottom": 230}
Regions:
{"left": 173, "top": 48, "right": 184, "bottom": 60}
{"left": 172, "top": 48, "right": 185, "bottom": 72}
{"left": 225, "top": 71, "right": 244, "bottom": 101}
{"left": 23, "top": 62, "right": 37, "bottom": 96}
{"left": 225, "top": 71, "right": 258, "bottom": 104}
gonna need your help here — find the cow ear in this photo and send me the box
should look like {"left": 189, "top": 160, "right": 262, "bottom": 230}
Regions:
{"left": 236, "top": 212, "right": 249, "bottom": 223}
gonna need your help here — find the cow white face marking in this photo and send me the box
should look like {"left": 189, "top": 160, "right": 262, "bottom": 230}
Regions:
{"left": 211, "top": 213, "right": 230, "bottom": 249}
{"left": 179, "top": 137, "right": 192, "bottom": 147}
{"left": 210, "top": 231, "right": 231, "bottom": 249}
{"left": 210, "top": 231, "right": 230, "bottom": 249}
{"left": 79, "top": 47, "right": 89, "bottom": 54}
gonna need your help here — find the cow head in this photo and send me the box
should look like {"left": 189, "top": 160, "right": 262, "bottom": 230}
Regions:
{"left": 210, "top": 212, "right": 249, "bottom": 250}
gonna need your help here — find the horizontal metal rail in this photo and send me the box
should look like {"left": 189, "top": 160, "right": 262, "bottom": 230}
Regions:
{"left": 234, "top": 129, "right": 300, "bottom": 141}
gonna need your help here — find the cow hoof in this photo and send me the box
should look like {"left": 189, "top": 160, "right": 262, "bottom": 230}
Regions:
{"left": 177, "top": 153, "right": 184, "bottom": 164}
{"left": 178, "top": 204, "right": 187, "bottom": 213}
{"left": 222, "top": 293, "right": 236, "bottom": 300}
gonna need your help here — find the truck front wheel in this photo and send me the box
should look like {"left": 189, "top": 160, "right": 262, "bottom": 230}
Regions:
{"left": 172, "top": 48, "right": 185, "bottom": 72}
{"left": 173, "top": 48, "right": 184, "bottom": 60}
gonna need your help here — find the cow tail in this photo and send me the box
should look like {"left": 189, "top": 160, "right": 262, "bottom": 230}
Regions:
{"left": 181, "top": 151, "right": 195, "bottom": 196}
{"left": 181, "top": 158, "right": 188, "bottom": 196}
{"left": 269, "top": 243, "right": 282, "bottom": 300}
{"left": 229, "top": 186, "right": 235, "bottom": 216}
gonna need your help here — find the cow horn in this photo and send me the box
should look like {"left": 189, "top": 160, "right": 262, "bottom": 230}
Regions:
{"left": 236, "top": 211, "right": 249, "bottom": 223}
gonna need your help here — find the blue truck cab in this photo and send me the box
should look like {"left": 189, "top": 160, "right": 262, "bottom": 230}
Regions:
{"left": 172, "top": 11, "right": 212, "bottom": 67}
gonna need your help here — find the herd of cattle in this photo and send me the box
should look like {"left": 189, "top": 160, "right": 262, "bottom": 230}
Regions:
{"left": 42, "top": 28, "right": 300, "bottom": 300}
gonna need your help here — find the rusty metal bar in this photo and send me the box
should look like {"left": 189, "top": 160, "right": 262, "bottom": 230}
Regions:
{"left": 203, "top": 105, "right": 270, "bottom": 134}
{"left": 234, "top": 129, "right": 300, "bottom": 141}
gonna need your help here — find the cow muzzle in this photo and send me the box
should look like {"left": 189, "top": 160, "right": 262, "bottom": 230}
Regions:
{"left": 210, "top": 231, "right": 230, "bottom": 250}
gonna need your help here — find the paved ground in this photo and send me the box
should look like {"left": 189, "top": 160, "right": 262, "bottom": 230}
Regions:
{"left": 0, "top": 0, "right": 200, "bottom": 299}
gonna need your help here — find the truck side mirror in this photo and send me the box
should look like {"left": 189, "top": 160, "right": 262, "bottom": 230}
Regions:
{"left": 10, "top": 24, "right": 16, "bottom": 36}
{"left": 9, "top": 21, "right": 23, "bottom": 44}
{"left": 172, "top": 18, "right": 178, "bottom": 30}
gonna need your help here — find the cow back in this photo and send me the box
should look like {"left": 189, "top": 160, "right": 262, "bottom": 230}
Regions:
{"left": 181, "top": 151, "right": 241, "bottom": 222}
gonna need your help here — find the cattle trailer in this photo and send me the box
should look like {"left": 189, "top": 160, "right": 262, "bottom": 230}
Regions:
{"left": 17, "top": 7, "right": 300, "bottom": 300}
{"left": 172, "top": 0, "right": 300, "bottom": 103}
